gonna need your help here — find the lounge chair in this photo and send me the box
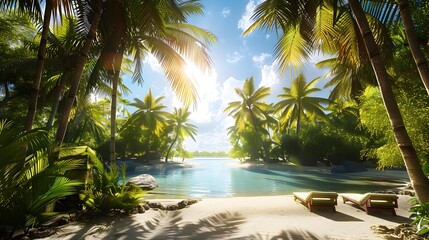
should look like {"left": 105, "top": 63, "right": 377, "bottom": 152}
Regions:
{"left": 293, "top": 191, "right": 338, "bottom": 212}
{"left": 340, "top": 193, "right": 398, "bottom": 215}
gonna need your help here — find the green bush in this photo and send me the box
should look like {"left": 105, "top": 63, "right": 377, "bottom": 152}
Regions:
{"left": 80, "top": 159, "right": 145, "bottom": 213}
{"left": 0, "top": 120, "right": 82, "bottom": 236}
{"left": 409, "top": 198, "right": 429, "bottom": 236}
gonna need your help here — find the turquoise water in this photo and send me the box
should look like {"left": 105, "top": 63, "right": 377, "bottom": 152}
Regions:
{"left": 128, "top": 158, "right": 409, "bottom": 199}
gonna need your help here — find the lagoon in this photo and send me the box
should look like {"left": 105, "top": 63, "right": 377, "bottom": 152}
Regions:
{"left": 127, "top": 158, "right": 409, "bottom": 199}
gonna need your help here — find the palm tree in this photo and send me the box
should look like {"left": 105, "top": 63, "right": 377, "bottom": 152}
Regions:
{"left": 24, "top": 0, "right": 74, "bottom": 131}
{"left": 164, "top": 107, "right": 197, "bottom": 162}
{"left": 224, "top": 77, "right": 271, "bottom": 161}
{"left": 396, "top": 0, "right": 429, "bottom": 96}
{"left": 91, "top": 0, "right": 216, "bottom": 163}
{"left": 275, "top": 74, "right": 330, "bottom": 135}
{"left": 347, "top": 0, "right": 429, "bottom": 203}
{"left": 55, "top": 0, "right": 102, "bottom": 145}
{"left": 128, "top": 90, "right": 170, "bottom": 162}
{"left": 245, "top": 0, "right": 429, "bottom": 203}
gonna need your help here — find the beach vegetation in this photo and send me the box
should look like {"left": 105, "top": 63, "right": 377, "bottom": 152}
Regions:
{"left": 80, "top": 157, "right": 145, "bottom": 213}
{"left": 0, "top": 120, "right": 82, "bottom": 236}
{"left": 409, "top": 198, "right": 429, "bottom": 236}
{"left": 245, "top": 0, "right": 429, "bottom": 203}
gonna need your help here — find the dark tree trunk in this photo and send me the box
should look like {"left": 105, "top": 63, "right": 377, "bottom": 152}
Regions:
{"left": 349, "top": 0, "right": 429, "bottom": 203}
{"left": 55, "top": 0, "right": 102, "bottom": 145}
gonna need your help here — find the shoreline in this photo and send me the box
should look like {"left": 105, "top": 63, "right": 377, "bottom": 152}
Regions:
{"left": 40, "top": 194, "right": 415, "bottom": 240}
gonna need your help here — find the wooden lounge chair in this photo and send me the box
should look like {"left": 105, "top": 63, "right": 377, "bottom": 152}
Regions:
{"left": 340, "top": 193, "right": 398, "bottom": 216}
{"left": 293, "top": 191, "right": 338, "bottom": 212}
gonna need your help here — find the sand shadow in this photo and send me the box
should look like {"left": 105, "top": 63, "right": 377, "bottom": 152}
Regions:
{"left": 232, "top": 229, "right": 326, "bottom": 240}
{"left": 98, "top": 210, "right": 246, "bottom": 239}
{"left": 314, "top": 211, "right": 363, "bottom": 222}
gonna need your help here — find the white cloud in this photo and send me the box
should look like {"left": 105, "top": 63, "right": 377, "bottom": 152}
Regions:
{"left": 265, "top": 34, "right": 270, "bottom": 39}
{"left": 259, "top": 63, "right": 279, "bottom": 88}
{"left": 238, "top": 0, "right": 264, "bottom": 32}
{"left": 221, "top": 77, "right": 243, "bottom": 109}
{"left": 226, "top": 51, "right": 244, "bottom": 63}
{"left": 143, "top": 54, "right": 163, "bottom": 73}
{"left": 252, "top": 53, "right": 271, "bottom": 66}
{"left": 221, "top": 8, "right": 230, "bottom": 17}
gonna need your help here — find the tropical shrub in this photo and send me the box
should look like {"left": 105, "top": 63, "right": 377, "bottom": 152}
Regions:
{"left": 0, "top": 120, "right": 82, "bottom": 236}
{"left": 360, "top": 86, "right": 429, "bottom": 168}
{"left": 80, "top": 156, "right": 145, "bottom": 213}
{"left": 409, "top": 198, "right": 429, "bottom": 236}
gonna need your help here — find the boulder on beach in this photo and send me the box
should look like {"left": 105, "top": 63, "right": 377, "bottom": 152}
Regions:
{"left": 127, "top": 174, "right": 159, "bottom": 190}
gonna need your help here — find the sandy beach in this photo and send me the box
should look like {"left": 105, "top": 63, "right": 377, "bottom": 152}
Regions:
{"left": 41, "top": 194, "right": 414, "bottom": 240}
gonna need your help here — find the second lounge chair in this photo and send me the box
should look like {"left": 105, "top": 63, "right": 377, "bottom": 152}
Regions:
{"left": 340, "top": 193, "right": 398, "bottom": 215}
{"left": 293, "top": 191, "right": 338, "bottom": 212}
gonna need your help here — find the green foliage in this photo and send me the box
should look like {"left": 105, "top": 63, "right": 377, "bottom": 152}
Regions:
{"left": 0, "top": 120, "right": 82, "bottom": 233}
{"left": 409, "top": 198, "right": 429, "bottom": 236}
{"left": 360, "top": 86, "right": 429, "bottom": 168}
{"left": 80, "top": 157, "right": 145, "bottom": 213}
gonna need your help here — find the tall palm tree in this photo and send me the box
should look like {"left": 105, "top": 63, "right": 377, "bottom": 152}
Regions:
{"left": 224, "top": 77, "right": 271, "bottom": 161}
{"left": 244, "top": 0, "right": 429, "bottom": 203}
{"left": 348, "top": 0, "right": 429, "bottom": 203}
{"left": 165, "top": 107, "right": 197, "bottom": 162}
{"left": 92, "top": 0, "right": 216, "bottom": 163}
{"left": 55, "top": 0, "right": 102, "bottom": 145}
{"left": 275, "top": 74, "right": 330, "bottom": 135}
{"left": 24, "top": 0, "right": 73, "bottom": 131}
{"left": 396, "top": 0, "right": 429, "bottom": 96}
{"left": 128, "top": 90, "right": 169, "bottom": 162}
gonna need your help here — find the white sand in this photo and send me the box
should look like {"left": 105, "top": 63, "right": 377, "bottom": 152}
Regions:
{"left": 43, "top": 194, "right": 413, "bottom": 240}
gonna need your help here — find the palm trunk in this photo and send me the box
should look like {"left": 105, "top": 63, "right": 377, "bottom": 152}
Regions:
{"left": 397, "top": 0, "right": 429, "bottom": 97}
{"left": 165, "top": 134, "right": 179, "bottom": 163}
{"left": 110, "top": 48, "right": 124, "bottom": 164}
{"left": 55, "top": 0, "right": 102, "bottom": 145}
{"left": 46, "top": 75, "right": 67, "bottom": 130}
{"left": 25, "top": 3, "right": 52, "bottom": 131}
{"left": 295, "top": 105, "right": 301, "bottom": 135}
{"left": 349, "top": 0, "right": 429, "bottom": 203}
{"left": 248, "top": 108, "right": 270, "bottom": 161}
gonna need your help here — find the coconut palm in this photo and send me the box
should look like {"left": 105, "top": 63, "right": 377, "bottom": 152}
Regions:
{"left": 127, "top": 90, "right": 170, "bottom": 161}
{"left": 89, "top": 0, "right": 216, "bottom": 162}
{"left": 55, "top": 0, "right": 102, "bottom": 145}
{"left": 275, "top": 74, "right": 330, "bottom": 135}
{"left": 245, "top": 0, "right": 429, "bottom": 203}
{"left": 165, "top": 107, "right": 197, "bottom": 162}
{"left": 224, "top": 77, "right": 271, "bottom": 161}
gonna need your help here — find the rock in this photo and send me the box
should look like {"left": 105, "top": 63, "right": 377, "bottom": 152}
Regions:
{"left": 137, "top": 204, "right": 145, "bottom": 213}
{"left": 142, "top": 203, "right": 150, "bottom": 210}
{"left": 177, "top": 200, "right": 189, "bottom": 209}
{"left": 127, "top": 174, "right": 159, "bottom": 190}
{"left": 167, "top": 205, "right": 179, "bottom": 211}
{"left": 187, "top": 199, "right": 199, "bottom": 205}
{"left": 148, "top": 202, "right": 165, "bottom": 210}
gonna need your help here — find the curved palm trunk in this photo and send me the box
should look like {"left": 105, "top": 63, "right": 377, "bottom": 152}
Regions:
{"left": 349, "top": 0, "right": 429, "bottom": 203}
{"left": 165, "top": 134, "right": 179, "bottom": 163}
{"left": 248, "top": 108, "right": 270, "bottom": 162}
{"left": 46, "top": 75, "right": 67, "bottom": 130}
{"left": 397, "top": 0, "right": 429, "bottom": 97}
{"left": 110, "top": 48, "right": 124, "bottom": 164}
{"left": 55, "top": 0, "right": 102, "bottom": 145}
{"left": 25, "top": 2, "right": 52, "bottom": 131}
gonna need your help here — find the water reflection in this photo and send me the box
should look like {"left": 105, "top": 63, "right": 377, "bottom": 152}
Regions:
{"left": 127, "top": 158, "right": 409, "bottom": 199}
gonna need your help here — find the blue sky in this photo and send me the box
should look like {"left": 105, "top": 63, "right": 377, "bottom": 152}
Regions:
{"left": 123, "top": 0, "right": 330, "bottom": 152}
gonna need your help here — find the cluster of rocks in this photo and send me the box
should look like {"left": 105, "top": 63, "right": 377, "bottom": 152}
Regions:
{"left": 371, "top": 224, "right": 426, "bottom": 240}
{"left": 129, "top": 199, "right": 199, "bottom": 214}
{"left": 374, "top": 183, "right": 416, "bottom": 197}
